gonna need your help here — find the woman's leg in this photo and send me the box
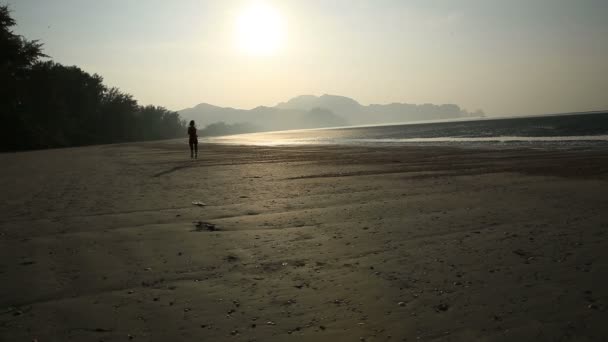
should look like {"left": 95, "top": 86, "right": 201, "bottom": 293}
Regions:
{"left": 189, "top": 141, "right": 194, "bottom": 158}
{"left": 194, "top": 142, "right": 198, "bottom": 158}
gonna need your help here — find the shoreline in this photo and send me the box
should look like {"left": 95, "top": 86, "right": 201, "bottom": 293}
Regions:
{"left": 202, "top": 138, "right": 608, "bottom": 150}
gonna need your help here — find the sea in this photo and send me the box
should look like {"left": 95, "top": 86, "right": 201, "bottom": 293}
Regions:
{"left": 203, "top": 111, "right": 608, "bottom": 148}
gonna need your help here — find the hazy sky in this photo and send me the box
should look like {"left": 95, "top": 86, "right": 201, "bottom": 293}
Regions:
{"left": 8, "top": 0, "right": 608, "bottom": 116}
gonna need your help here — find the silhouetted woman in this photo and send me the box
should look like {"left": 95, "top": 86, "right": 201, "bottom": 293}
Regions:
{"left": 188, "top": 120, "right": 198, "bottom": 159}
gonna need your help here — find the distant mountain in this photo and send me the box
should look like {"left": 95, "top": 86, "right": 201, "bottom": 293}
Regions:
{"left": 179, "top": 102, "right": 347, "bottom": 136}
{"left": 179, "top": 94, "right": 483, "bottom": 136}
{"left": 277, "top": 94, "right": 363, "bottom": 116}
{"left": 275, "top": 94, "right": 483, "bottom": 125}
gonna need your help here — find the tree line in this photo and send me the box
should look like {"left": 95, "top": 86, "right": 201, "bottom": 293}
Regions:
{"left": 1, "top": 5, "right": 187, "bottom": 151}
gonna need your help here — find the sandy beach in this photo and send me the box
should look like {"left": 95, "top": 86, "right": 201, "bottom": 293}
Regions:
{"left": 1, "top": 141, "right": 608, "bottom": 341}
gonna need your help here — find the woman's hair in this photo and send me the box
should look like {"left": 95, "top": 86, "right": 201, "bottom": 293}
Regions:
{"left": 189, "top": 120, "right": 195, "bottom": 127}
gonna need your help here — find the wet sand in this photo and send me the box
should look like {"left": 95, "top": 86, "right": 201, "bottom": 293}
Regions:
{"left": 1, "top": 141, "right": 608, "bottom": 341}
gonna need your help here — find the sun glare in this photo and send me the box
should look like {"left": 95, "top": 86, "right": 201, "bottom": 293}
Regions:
{"left": 235, "top": 3, "right": 285, "bottom": 56}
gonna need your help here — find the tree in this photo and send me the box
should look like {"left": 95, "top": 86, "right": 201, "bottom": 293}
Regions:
{"left": 0, "top": 5, "right": 187, "bottom": 151}
{"left": 22, "top": 61, "right": 107, "bottom": 147}
{"left": 1, "top": 4, "right": 46, "bottom": 150}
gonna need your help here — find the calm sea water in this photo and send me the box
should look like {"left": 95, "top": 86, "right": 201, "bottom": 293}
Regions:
{"left": 204, "top": 111, "right": 608, "bottom": 147}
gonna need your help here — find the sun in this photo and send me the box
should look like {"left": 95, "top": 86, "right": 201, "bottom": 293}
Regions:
{"left": 235, "top": 3, "right": 286, "bottom": 56}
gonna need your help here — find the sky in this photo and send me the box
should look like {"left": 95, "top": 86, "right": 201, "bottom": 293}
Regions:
{"left": 7, "top": 0, "right": 608, "bottom": 116}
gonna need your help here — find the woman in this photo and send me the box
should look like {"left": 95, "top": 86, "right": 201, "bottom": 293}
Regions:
{"left": 187, "top": 120, "right": 198, "bottom": 159}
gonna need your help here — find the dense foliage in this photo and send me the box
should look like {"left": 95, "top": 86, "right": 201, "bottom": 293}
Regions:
{"left": 0, "top": 5, "right": 186, "bottom": 151}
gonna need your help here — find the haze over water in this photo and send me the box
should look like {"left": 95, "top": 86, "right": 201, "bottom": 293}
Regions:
{"left": 206, "top": 111, "right": 608, "bottom": 147}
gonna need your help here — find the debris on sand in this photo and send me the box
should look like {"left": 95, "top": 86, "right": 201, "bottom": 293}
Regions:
{"left": 225, "top": 255, "right": 239, "bottom": 262}
{"left": 192, "top": 201, "right": 207, "bottom": 207}
{"left": 194, "top": 221, "right": 217, "bottom": 232}
{"left": 435, "top": 303, "right": 449, "bottom": 312}
{"left": 513, "top": 249, "right": 527, "bottom": 257}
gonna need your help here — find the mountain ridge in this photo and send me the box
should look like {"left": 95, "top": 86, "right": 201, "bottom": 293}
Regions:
{"left": 179, "top": 94, "right": 484, "bottom": 136}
